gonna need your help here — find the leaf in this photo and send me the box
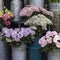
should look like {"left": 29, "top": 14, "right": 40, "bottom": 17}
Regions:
{"left": 6, "top": 37, "right": 12, "bottom": 43}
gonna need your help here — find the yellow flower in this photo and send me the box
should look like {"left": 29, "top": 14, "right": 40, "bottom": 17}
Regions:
{"left": 0, "top": 11, "right": 3, "bottom": 18}
{"left": 6, "top": 11, "right": 14, "bottom": 17}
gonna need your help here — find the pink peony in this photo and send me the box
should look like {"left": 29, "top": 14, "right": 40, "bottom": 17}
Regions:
{"left": 39, "top": 36, "right": 47, "bottom": 47}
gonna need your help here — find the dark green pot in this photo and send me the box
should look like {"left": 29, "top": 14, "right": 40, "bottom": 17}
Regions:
{"left": 27, "top": 37, "right": 43, "bottom": 60}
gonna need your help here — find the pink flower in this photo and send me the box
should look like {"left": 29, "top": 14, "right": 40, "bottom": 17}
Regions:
{"left": 58, "top": 33, "right": 60, "bottom": 37}
{"left": 46, "top": 31, "right": 53, "bottom": 37}
{"left": 46, "top": 37, "right": 52, "bottom": 44}
{"left": 53, "top": 35, "right": 60, "bottom": 48}
{"left": 19, "top": 6, "right": 33, "bottom": 16}
{"left": 53, "top": 35, "right": 60, "bottom": 43}
{"left": 39, "top": 7, "right": 54, "bottom": 17}
{"left": 3, "top": 13, "right": 10, "bottom": 20}
{"left": 39, "top": 36, "right": 47, "bottom": 47}
{"left": 4, "top": 20, "right": 11, "bottom": 26}
{"left": 52, "top": 31, "right": 58, "bottom": 36}
{"left": 55, "top": 42, "right": 60, "bottom": 48}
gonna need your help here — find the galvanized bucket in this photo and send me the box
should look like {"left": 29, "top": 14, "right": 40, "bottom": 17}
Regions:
{"left": 11, "top": 0, "right": 22, "bottom": 22}
{"left": 29, "top": 0, "right": 44, "bottom": 8}
{"left": 47, "top": 49, "right": 60, "bottom": 60}
{"left": 49, "top": 3, "right": 60, "bottom": 11}
{"left": 12, "top": 44, "right": 26, "bottom": 60}
{"left": 0, "top": 32, "right": 9, "bottom": 60}
{"left": 0, "top": 0, "right": 4, "bottom": 11}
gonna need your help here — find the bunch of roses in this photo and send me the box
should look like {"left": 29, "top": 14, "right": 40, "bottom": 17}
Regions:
{"left": 2, "top": 27, "right": 35, "bottom": 43}
{"left": 0, "top": 7, "right": 14, "bottom": 26}
{"left": 39, "top": 31, "right": 60, "bottom": 48}
{"left": 19, "top": 5, "right": 53, "bottom": 17}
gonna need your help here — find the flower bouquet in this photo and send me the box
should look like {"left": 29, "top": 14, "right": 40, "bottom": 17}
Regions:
{"left": 0, "top": 7, "right": 14, "bottom": 30}
{"left": 19, "top": 5, "right": 53, "bottom": 37}
{"left": 39, "top": 31, "right": 60, "bottom": 52}
{"left": 2, "top": 27, "right": 35, "bottom": 46}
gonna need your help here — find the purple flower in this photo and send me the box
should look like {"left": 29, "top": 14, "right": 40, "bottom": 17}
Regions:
{"left": 9, "top": 28, "right": 14, "bottom": 34}
{"left": 25, "top": 28, "right": 31, "bottom": 33}
{"left": 14, "top": 37, "right": 20, "bottom": 42}
{"left": 5, "top": 32, "right": 10, "bottom": 37}
{"left": 17, "top": 32, "right": 23, "bottom": 38}
{"left": 11, "top": 31, "right": 17, "bottom": 39}
{"left": 14, "top": 28, "right": 20, "bottom": 32}
{"left": 23, "top": 31, "right": 29, "bottom": 37}
{"left": 2, "top": 27, "right": 8, "bottom": 33}
{"left": 20, "top": 27, "right": 25, "bottom": 31}
{"left": 30, "top": 30, "right": 36, "bottom": 35}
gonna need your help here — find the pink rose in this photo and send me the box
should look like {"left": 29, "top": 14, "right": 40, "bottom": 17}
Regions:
{"left": 46, "top": 37, "right": 52, "bottom": 44}
{"left": 46, "top": 31, "right": 53, "bottom": 37}
{"left": 52, "top": 31, "right": 58, "bottom": 36}
{"left": 53, "top": 35, "right": 60, "bottom": 48}
{"left": 39, "top": 36, "right": 47, "bottom": 47}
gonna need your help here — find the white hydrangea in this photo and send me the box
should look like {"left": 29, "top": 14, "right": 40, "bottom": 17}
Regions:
{"left": 24, "top": 14, "right": 53, "bottom": 30}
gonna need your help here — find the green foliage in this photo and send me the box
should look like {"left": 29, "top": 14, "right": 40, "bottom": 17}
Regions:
{"left": 48, "top": 0, "right": 60, "bottom": 3}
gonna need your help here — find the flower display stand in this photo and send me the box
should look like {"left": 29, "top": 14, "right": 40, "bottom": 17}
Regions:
{"left": 29, "top": 0, "right": 44, "bottom": 8}
{"left": 12, "top": 44, "right": 26, "bottom": 60}
{"left": 27, "top": 38, "right": 43, "bottom": 60}
{"left": 0, "top": 32, "right": 9, "bottom": 60}
{"left": 47, "top": 49, "right": 60, "bottom": 60}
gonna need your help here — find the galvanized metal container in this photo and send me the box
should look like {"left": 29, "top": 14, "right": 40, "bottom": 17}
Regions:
{"left": 0, "top": 32, "right": 9, "bottom": 60}
{"left": 47, "top": 49, "right": 60, "bottom": 60}
{"left": 12, "top": 44, "right": 26, "bottom": 60}
{"left": 0, "top": 0, "right": 4, "bottom": 11}
{"left": 29, "top": 0, "right": 44, "bottom": 8}
{"left": 49, "top": 3, "right": 60, "bottom": 11}
{"left": 11, "top": 0, "right": 22, "bottom": 22}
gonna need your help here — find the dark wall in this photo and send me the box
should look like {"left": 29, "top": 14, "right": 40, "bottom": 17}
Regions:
{"left": 4, "top": 0, "right": 12, "bottom": 10}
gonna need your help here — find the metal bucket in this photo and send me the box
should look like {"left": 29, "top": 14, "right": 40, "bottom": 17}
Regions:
{"left": 47, "top": 49, "right": 60, "bottom": 60}
{"left": 0, "top": 32, "right": 9, "bottom": 60}
{"left": 0, "top": 0, "right": 4, "bottom": 11}
{"left": 11, "top": 0, "right": 22, "bottom": 22}
{"left": 12, "top": 44, "right": 26, "bottom": 60}
{"left": 29, "top": 0, "right": 44, "bottom": 8}
{"left": 49, "top": 3, "right": 60, "bottom": 11}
